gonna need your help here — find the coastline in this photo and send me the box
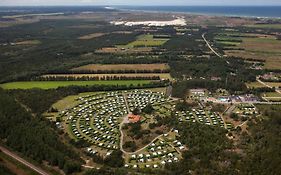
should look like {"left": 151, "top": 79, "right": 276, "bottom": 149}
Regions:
{"left": 112, "top": 6, "right": 281, "bottom": 19}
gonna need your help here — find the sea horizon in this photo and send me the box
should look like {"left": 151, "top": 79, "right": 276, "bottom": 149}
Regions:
{"left": 1, "top": 6, "right": 281, "bottom": 19}
{"left": 113, "top": 6, "right": 281, "bottom": 19}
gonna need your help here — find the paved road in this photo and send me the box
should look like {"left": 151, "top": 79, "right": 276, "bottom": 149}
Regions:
{"left": 166, "top": 85, "right": 173, "bottom": 97}
{"left": 0, "top": 145, "right": 50, "bottom": 175}
{"left": 211, "top": 100, "right": 281, "bottom": 105}
{"left": 224, "top": 105, "right": 236, "bottom": 115}
{"left": 257, "top": 76, "right": 281, "bottom": 95}
{"left": 120, "top": 128, "right": 174, "bottom": 155}
{"left": 202, "top": 33, "right": 222, "bottom": 58}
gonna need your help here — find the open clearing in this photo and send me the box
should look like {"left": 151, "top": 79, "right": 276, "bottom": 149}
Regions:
{"left": 264, "top": 82, "right": 281, "bottom": 88}
{"left": 42, "top": 73, "right": 172, "bottom": 80}
{"left": 15, "top": 40, "right": 41, "bottom": 45}
{"left": 72, "top": 63, "right": 170, "bottom": 72}
{"left": 246, "top": 24, "right": 281, "bottom": 29}
{"left": 78, "top": 33, "right": 107, "bottom": 40}
{"left": 3, "top": 13, "right": 64, "bottom": 19}
{"left": 246, "top": 81, "right": 281, "bottom": 89}
{"left": 95, "top": 47, "right": 153, "bottom": 54}
{"left": 117, "top": 35, "right": 169, "bottom": 48}
{"left": 246, "top": 81, "right": 267, "bottom": 88}
{"left": 0, "top": 80, "right": 151, "bottom": 90}
{"left": 263, "top": 92, "right": 281, "bottom": 97}
{"left": 219, "top": 34, "right": 281, "bottom": 70}
{"left": 262, "top": 92, "right": 281, "bottom": 102}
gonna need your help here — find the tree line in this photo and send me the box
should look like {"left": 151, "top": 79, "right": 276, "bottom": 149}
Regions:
{"left": 8, "top": 80, "right": 169, "bottom": 115}
{"left": 33, "top": 75, "right": 161, "bottom": 81}
{"left": 48, "top": 69, "right": 170, "bottom": 74}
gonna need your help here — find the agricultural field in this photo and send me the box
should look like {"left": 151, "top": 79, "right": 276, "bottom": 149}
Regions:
{"left": 95, "top": 47, "right": 153, "bottom": 54}
{"left": 247, "top": 81, "right": 281, "bottom": 89}
{"left": 262, "top": 92, "right": 281, "bottom": 102}
{"left": 71, "top": 63, "right": 170, "bottom": 72}
{"left": 216, "top": 33, "right": 281, "bottom": 70}
{"left": 262, "top": 92, "right": 281, "bottom": 98}
{"left": 246, "top": 24, "right": 281, "bottom": 29}
{"left": 0, "top": 80, "right": 151, "bottom": 90}
{"left": 263, "top": 82, "right": 281, "bottom": 88}
{"left": 117, "top": 35, "right": 169, "bottom": 48}
{"left": 1, "top": 6, "right": 281, "bottom": 174}
{"left": 14, "top": 40, "right": 41, "bottom": 45}
{"left": 246, "top": 81, "right": 267, "bottom": 88}
{"left": 78, "top": 33, "right": 107, "bottom": 40}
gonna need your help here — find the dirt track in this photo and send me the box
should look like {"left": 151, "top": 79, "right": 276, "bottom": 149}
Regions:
{"left": 0, "top": 145, "right": 50, "bottom": 175}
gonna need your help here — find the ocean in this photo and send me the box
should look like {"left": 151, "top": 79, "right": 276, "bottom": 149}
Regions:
{"left": 114, "top": 6, "right": 281, "bottom": 18}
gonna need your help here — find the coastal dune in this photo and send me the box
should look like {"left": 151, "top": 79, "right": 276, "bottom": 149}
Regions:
{"left": 111, "top": 17, "right": 186, "bottom": 26}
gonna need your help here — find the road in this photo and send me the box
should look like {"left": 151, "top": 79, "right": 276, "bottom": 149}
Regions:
{"left": 118, "top": 94, "right": 179, "bottom": 155}
{"left": 0, "top": 145, "right": 50, "bottom": 175}
{"left": 256, "top": 76, "right": 281, "bottom": 95}
{"left": 211, "top": 101, "right": 281, "bottom": 105}
{"left": 224, "top": 105, "right": 236, "bottom": 115}
{"left": 166, "top": 85, "right": 173, "bottom": 97}
{"left": 120, "top": 128, "right": 175, "bottom": 155}
{"left": 202, "top": 33, "right": 222, "bottom": 58}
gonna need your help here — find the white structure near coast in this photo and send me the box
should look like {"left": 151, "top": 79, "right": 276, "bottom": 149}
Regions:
{"left": 111, "top": 17, "right": 186, "bottom": 26}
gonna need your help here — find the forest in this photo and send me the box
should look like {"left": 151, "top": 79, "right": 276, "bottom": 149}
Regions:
{"left": 1, "top": 7, "right": 281, "bottom": 175}
{"left": 0, "top": 89, "right": 83, "bottom": 174}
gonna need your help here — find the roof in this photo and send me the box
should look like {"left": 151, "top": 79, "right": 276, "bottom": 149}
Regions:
{"left": 190, "top": 89, "right": 205, "bottom": 93}
{"left": 128, "top": 114, "right": 141, "bottom": 123}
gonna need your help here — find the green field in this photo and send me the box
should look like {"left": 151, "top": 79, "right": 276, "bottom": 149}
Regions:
{"left": 0, "top": 80, "right": 151, "bottom": 90}
{"left": 246, "top": 24, "right": 281, "bottom": 29}
{"left": 118, "top": 34, "right": 169, "bottom": 48}
{"left": 217, "top": 41, "right": 241, "bottom": 46}
{"left": 263, "top": 92, "right": 281, "bottom": 97}
{"left": 246, "top": 82, "right": 266, "bottom": 88}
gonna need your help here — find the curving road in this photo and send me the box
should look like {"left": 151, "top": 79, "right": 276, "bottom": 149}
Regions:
{"left": 0, "top": 145, "right": 50, "bottom": 175}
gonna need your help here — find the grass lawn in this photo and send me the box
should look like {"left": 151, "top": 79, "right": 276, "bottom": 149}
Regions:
{"left": 53, "top": 91, "right": 103, "bottom": 111}
{"left": 0, "top": 80, "right": 151, "bottom": 90}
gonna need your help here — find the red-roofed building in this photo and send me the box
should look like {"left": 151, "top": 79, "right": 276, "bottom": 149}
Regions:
{"left": 128, "top": 113, "right": 141, "bottom": 123}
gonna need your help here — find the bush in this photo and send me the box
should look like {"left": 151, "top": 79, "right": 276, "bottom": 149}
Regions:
{"left": 104, "top": 150, "right": 124, "bottom": 168}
